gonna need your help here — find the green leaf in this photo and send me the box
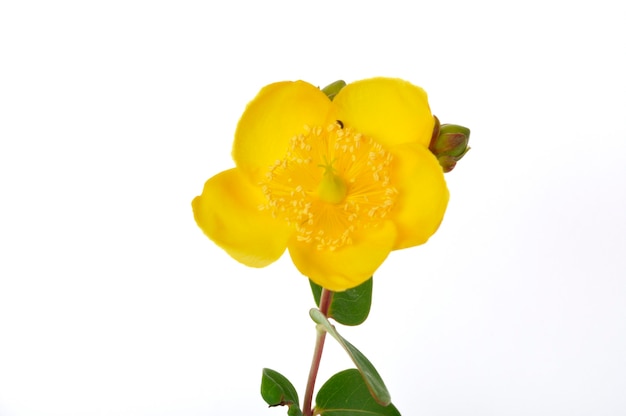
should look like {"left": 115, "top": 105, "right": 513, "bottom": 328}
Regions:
{"left": 309, "top": 309, "right": 391, "bottom": 406}
{"left": 309, "top": 277, "right": 373, "bottom": 326}
{"left": 260, "top": 368, "right": 303, "bottom": 416}
{"left": 315, "top": 369, "right": 401, "bottom": 416}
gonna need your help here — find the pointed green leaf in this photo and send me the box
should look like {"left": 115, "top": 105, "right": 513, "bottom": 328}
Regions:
{"left": 261, "top": 368, "right": 303, "bottom": 416}
{"left": 309, "top": 309, "right": 391, "bottom": 406}
{"left": 309, "top": 277, "right": 373, "bottom": 326}
{"left": 315, "top": 369, "right": 401, "bottom": 416}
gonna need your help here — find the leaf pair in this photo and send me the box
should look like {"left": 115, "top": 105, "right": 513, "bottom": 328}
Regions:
{"left": 261, "top": 368, "right": 400, "bottom": 416}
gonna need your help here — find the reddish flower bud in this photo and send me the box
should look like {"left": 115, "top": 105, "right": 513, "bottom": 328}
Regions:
{"left": 429, "top": 119, "right": 470, "bottom": 173}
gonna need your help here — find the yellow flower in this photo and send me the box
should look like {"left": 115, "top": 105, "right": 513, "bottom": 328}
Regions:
{"left": 192, "top": 77, "right": 449, "bottom": 291}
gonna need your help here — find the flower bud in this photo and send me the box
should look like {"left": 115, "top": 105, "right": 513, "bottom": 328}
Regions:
{"left": 429, "top": 119, "right": 470, "bottom": 173}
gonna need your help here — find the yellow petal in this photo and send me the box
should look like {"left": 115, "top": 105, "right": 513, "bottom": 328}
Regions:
{"left": 192, "top": 168, "right": 290, "bottom": 267}
{"left": 331, "top": 77, "right": 434, "bottom": 148}
{"left": 389, "top": 143, "right": 449, "bottom": 249}
{"left": 287, "top": 221, "right": 397, "bottom": 292}
{"left": 232, "top": 81, "right": 331, "bottom": 182}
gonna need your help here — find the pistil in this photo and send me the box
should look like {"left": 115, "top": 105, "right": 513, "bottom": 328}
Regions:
{"left": 317, "top": 163, "right": 347, "bottom": 204}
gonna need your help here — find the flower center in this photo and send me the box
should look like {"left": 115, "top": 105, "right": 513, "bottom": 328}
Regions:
{"left": 261, "top": 122, "right": 397, "bottom": 251}
{"left": 317, "top": 159, "right": 347, "bottom": 204}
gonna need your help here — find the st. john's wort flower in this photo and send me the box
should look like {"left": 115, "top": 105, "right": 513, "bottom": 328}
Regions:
{"left": 192, "top": 78, "right": 449, "bottom": 291}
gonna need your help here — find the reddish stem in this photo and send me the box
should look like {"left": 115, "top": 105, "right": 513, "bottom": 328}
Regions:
{"left": 303, "top": 288, "right": 333, "bottom": 416}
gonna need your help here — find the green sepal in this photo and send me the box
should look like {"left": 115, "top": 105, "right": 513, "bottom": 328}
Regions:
{"left": 260, "top": 368, "right": 303, "bottom": 416}
{"left": 321, "top": 80, "right": 346, "bottom": 101}
{"left": 309, "top": 309, "right": 391, "bottom": 406}
{"left": 315, "top": 369, "right": 401, "bottom": 416}
{"left": 309, "top": 277, "right": 373, "bottom": 326}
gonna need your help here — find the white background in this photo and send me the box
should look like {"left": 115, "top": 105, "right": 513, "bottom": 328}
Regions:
{"left": 1, "top": 1, "right": 625, "bottom": 415}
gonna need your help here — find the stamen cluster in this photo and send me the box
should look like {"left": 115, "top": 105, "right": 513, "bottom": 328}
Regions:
{"left": 261, "top": 122, "right": 397, "bottom": 251}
